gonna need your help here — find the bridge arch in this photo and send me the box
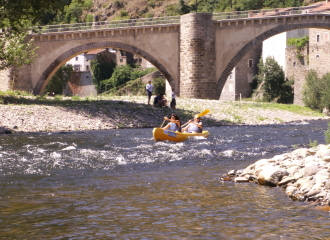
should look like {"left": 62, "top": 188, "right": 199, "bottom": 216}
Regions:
{"left": 215, "top": 22, "right": 330, "bottom": 99}
{"left": 33, "top": 41, "right": 175, "bottom": 95}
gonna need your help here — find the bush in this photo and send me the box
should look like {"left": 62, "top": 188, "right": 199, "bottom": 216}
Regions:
{"left": 45, "top": 65, "right": 74, "bottom": 95}
{"left": 153, "top": 77, "right": 166, "bottom": 95}
{"left": 325, "top": 122, "right": 330, "bottom": 145}
{"left": 302, "top": 70, "right": 323, "bottom": 110}
{"left": 253, "top": 56, "right": 293, "bottom": 103}
{"left": 85, "top": 14, "right": 93, "bottom": 22}
{"left": 91, "top": 55, "right": 116, "bottom": 91}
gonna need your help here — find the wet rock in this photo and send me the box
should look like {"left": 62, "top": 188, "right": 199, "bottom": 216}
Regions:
{"left": 220, "top": 176, "right": 232, "bottom": 181}
{"left": 289, "top": 190, "right": 306, "bottom": 201}
{"left": 257, "top": 166, "right": 289, "bottom": 186}
{"left": 234, "top": 177, "right": 249, "bottom": 182}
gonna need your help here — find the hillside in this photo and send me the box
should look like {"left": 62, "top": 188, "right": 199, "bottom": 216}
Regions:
{"left": 91, "top": 0, "right": 180, "bottom": 21}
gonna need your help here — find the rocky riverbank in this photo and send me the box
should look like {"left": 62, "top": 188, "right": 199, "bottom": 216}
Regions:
{"left": 227, "top": 144, "right": 330, "bottom": 210}
{"left": 0, "top": 95, "right": 329, "bottom": 133}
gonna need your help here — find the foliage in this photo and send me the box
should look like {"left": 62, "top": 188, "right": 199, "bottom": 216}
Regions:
{"left": 86, "top": 14, "right": 94, "bottom": 22}
{"left": 98, "top": 65, "right": 156, "bottom": 92}
{"left": 153, "top": 77, "right": 166, "bottom": 95}
{"left": 0, "top": 0, "right": 70, "bottom": 30}
{"left": 309, "top": 140, "right": 318, "bottom": 148}
{"left": 91, "top": 54, "right": 117, "bottom": 91}
{"left": 287, "top": 36, "right": 309, "bottom": 51}
{"left": 178, "top": 0, "right": 191, "bottom": 14}
{"left": 45, "top": 65, "right": 74, "bottom": 95}
{"left": 1, "top": 29, "right": 39, "bottom": 89}
{"left": 302, "top": 69, "right": 323, "bottom": 110}
{"left": 325, "top": 122, "right": 330, "bottom": 145}
{"left": 253, "top": 56, "right": 293, "bottom": 103}
{"left": 104, "top": 78, "right": 146, "bottom": 96}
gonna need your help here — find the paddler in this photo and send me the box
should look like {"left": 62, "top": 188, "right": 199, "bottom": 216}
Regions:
{"left": 162, "top": 113, "right": 181, "bottom": 132}
{"left": 182, "top": 114, "right": 203, "bottom": 133}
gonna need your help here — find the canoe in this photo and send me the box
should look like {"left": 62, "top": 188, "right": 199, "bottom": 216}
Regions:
{"left": 153, "top": 128, "right": 209, "bottom": 142}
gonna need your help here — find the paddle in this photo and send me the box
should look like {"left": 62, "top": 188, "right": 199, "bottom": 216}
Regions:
{"left": 160, "top": 119, "right": 166, "bottom": 128}
{"left": 181, "top": 109, "right": 210, "bottom": 128}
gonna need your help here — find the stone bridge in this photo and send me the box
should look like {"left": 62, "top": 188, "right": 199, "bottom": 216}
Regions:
{"left": 5, "top": 7, "right": 330, "bottom": 99}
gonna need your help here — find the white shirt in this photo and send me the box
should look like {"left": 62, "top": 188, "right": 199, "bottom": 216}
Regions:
{"left": 146, "top": 84, "right": 153, "bottom": 92}
{"left": 172, "top": 91, "right": 175, "bottom": 99}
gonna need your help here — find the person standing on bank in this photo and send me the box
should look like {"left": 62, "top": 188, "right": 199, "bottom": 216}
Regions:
{"left": 170, "top": 88, "right": 176, "bottom": 109}
{"left": 182, "top": 114, "right": 202, "bottom": 133}
{"left": 163, "top": 113, "right": 181, "bottom": 132}
{"left": 146, "top": 80, "right": 153, "bottom": 105}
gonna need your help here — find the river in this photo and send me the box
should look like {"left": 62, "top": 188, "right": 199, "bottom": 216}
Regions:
{"left": 1, "top": 120, "right": 330, "bottom": 239}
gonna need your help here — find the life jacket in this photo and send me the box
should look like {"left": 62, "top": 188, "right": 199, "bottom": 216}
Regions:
{"left": 169, "top": 122, "right": 180, "bottom": 132}
{"left": 187, "top": 122, "right": 202, "bottom": 133}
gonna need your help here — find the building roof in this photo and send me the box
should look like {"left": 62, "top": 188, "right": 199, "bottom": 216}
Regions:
{"left": 85, "top": 49, "right": 107, "bottom": 55}
{"left": 309, "top": 1, "right": 330, "bottom": 12}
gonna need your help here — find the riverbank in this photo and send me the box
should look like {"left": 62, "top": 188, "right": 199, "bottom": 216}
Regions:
{"left": 227, "top": 143, "right": 330, "bottom": 210}
{"left": 0, "top": 94, "right": 329, "bottom": 133}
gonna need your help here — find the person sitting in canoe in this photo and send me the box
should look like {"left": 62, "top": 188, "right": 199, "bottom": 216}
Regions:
{"left": 163, "top": 113, "right": 181, "bottom": 132}
{"left": 182, "top": 114, "right": 202, "bottom": 133}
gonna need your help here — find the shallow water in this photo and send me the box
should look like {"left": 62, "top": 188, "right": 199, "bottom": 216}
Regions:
{"left": 1, "top": 120, "right": 330, "bottom": 239}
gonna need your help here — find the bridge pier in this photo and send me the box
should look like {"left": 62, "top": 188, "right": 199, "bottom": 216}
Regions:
{"left": 179, "top": 13, "right": 217, "bottom": 99}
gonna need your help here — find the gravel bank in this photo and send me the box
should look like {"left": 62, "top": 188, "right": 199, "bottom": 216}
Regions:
{"left": 0, "top": 95, "right": 329, "bottom": 133}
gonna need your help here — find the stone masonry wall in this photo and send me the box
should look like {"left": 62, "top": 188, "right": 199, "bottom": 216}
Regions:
{"left": 220, "top": 44, "right": 262, "bottom": 101}
{"left": 0, "top": 67, "right": 12, "bottom": 91}
{"left": 235, "top": 43, "right": 262, "bottom": 100}
{"left": 309, "top": 28, "right": 330, "bottom": 78}
{"left": 180, "top": 13, "right": 217, "bottom": 99}
{"left": 285, "top": 46, "right": 309, "bottom": 106}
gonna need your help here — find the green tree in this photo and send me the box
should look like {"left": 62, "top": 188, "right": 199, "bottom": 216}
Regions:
{"left": 302, "top": 69, "right": 322, "bottom": 110}
{"left": 178, "top": 0, "right": 191, "bottom": 14}
{"left": 153, "top": 77, "right": 166, "bottom": 95}
{"left": 45, "top": 64, "right": 74, "bottom": 94}
{"left": 1, "top": 31, "right": 39, "bottom": 89}
{"left": 90, "top": 55, "right": 116, "bottom": 91}
{"left": 254, "top": 56, "right": 293, "bottom": 103}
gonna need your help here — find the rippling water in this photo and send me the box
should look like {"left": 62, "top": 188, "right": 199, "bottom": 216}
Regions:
{"left": 1, "top": 120, "right": 330, "bottom": 239}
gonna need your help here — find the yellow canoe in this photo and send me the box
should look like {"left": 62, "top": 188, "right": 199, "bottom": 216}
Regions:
{"left": 153, "top": 128, "right": 209, "bottom": 142}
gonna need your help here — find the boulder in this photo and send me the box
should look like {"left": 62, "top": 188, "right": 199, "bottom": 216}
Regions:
{"left": 304, "top": 163, "right": 322, "bottom": 177}
{"left": 257, "top": 166, "right": 289, "bottom": 186}
{"left": 287, "top": 165, "right": 301, "bottom": 175}
{"left": 234, "top": 177, "right": 249, "bottom": 182}
{"left": 307, "top": 189, "right": 321, "bottom": 197}
{"left": 325, "top": 180, "right": 330, "bottom": 190}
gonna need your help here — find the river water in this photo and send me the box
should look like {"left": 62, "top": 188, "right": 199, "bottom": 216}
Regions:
{"left": 1, "top": 120, "right": 330, "bottom": 239}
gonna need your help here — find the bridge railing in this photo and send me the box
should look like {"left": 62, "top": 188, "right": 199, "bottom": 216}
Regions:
{"left": 212, "top": 6, "right": 330, "bottom": 21}
{"left": 29, "top": 16, "right": 180, "bottom": 34}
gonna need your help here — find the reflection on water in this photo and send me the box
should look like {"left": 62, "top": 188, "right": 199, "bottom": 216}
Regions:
{"left": 0, "top": 120, "right": 330, "bottom": 239}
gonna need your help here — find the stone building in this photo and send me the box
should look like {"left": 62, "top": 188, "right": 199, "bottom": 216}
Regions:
{"left": 220, "top": 44, "right": 262, "bottom": 101}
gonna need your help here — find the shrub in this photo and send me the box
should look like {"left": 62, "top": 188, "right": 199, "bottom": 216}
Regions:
{"left": 325, "top": 122, "right": 330, "bottom": 144}
{"left": 85, "top": 14, "right": 93, "bottom": 22}
{"left": 45, "top": 64, "right": 74, "bottom": 95}
{"left": 302, "top": 70, "right": 323, "bottom": 110}
{"left": 145, "top": 12, "right": 154, "bottom": 18}
{"left": 253, "top": 56, "right": 293, "bottom": 103}
{"left": 153, "top": 77, "right": 166, "bottom": 95}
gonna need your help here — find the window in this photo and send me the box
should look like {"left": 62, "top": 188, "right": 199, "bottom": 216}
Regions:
{"left": 75, "top": 57, "right": 78, "bottom": 61}
{"left": 86, "top": 65, "right": 89, "bottom": 71}
{"left": 293, "top": 62, "right": 296, "bottom": 67}
{"left": 317, "top": 34, "right": 320, "bottom": 43}
{"left": 120, "top": 59, "right": 123, "bottom": 62}
{"left": 248, "top": 59, "right": 253, "bottom": 68}
{"left": 229, "top": 72, "right": 233, "bottom": 79}
{"left": 74, "top": 65, "right": 80, "bottom": 71}
{"left": 316, "top": 54, "right": 320, "bottom": 59}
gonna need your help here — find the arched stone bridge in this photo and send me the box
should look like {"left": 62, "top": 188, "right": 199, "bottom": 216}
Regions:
{"left": 18, "top": 9, "right": 330, "bottom": 99}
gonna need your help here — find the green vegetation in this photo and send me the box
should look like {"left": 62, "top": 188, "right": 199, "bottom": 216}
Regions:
{"left": 253, "top": 56, "right": 294, "bottom": 103}
{"left": 325, "top": 122, "right": 330, "bottom": 145}
{"left": 287, "top": 36, "right": 309, "bottom": 51}
{"left": 309, "top": 140, "right": 318, "bottom": 148}
{"left": 99, "top": 64, "right": 156, "bottom": 93}
{"left": 303, "top": 70, "right": 330, "bottom": 111}
{"left": 45, "top": 65, "right": 74, "bottom": 95}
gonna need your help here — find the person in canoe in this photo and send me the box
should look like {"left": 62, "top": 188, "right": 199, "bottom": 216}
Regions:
{"left": 162, "top": 113, "right": 181, "bottom": 132}
{"left": 182, "top": 114, "right": 202, "bottom": 133}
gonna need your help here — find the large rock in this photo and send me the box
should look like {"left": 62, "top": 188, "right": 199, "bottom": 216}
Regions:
{"left": 257, "top": 166, "right": 289, "bottom": 186}
{"left": 304, "top": 163, "right": 322, "bottom": 177}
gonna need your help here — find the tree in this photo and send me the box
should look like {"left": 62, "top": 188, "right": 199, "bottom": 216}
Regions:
{"left": 302, "top": 70, "right": 322, "bottom": 110}
{"left": 253, "top": 56, "right": 293, "bottom": 103}
{"left": 1, "top": 30, "right": 39, "bottom": 88}
{"left": 90, "top": 54, "right": 116, "bottom": 91}
{"left": 303, "top": 70, "right": 330, "bottom": 111}
{"left": 45, "top": 64, "right": 74, "bottom": 95}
